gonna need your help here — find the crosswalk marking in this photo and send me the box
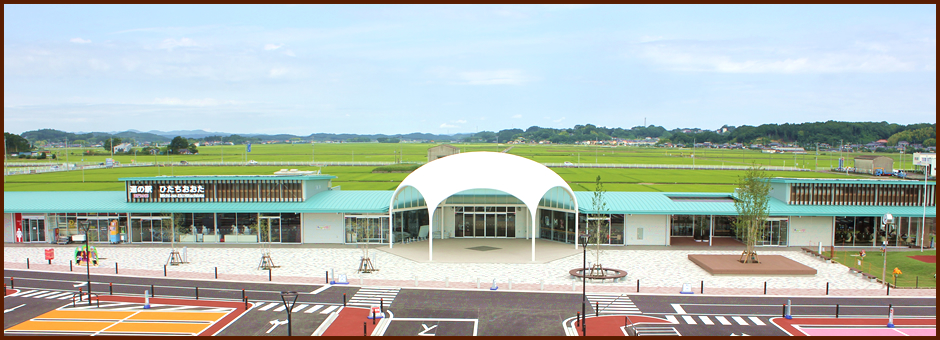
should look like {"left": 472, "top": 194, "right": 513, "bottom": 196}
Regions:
{"left": 258, "top": 302, "right": 279, "bottom": 311}
{"left": 714, "top": 316, "right": 732, "bottom": 325}
{"left": 681, "top": 315, "right": 696, "bottom": 324}
{"left": 273, "top": 305, "right": 287, "bottom": 312}
{"left": 664, "top": 315, "right": 678, "bottom": 324}
{"left": 748, "top": 317, "right": 765, "bottom": 326}
{"left": 348, "top": 287, "right": 400, "bottom": 307}
{"left": 320, "top": 305, "right": 338, "bottom": 314}
{"left": 9, "top": 290, "right": 37, "bottom": 297}
{"left": 586, "top": 293, "right": 641, "bottom": 314}
{"left": 31, "top": 291, "right": 58, "bottom": 298}
{"left": 698, "top": 315, "right": 714, "bottom": 325}
{"left": 304, "top": 305, "right": 323, "bottom": 314}
{"left": 292, "top": 304, "right": 308, "bottom": 313}
{"left": 18, "top": 291, "right": 46, "bottom": 298}
{"left": 57, "top": 293, "right": 75, "bottom": 300}
{"left": 44, "top": 292, "right": 71, "bottom": 299}
{"left": 732, "top": 316, "right": 748, "bottom": 325}
{"left": 634, "top": 325, "right": 681, "bottom": 336}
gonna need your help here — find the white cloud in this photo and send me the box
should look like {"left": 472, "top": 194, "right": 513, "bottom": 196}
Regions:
{"left": 455, "top": 119, "right": 467, "bottom": 124}
{"left": 157, "top": 38, "right": 198, "bottom": 51}
{"left": 511, "top": 114, "right": 522, "bottom": 119}
{"left": 553, "top": 117, "right": 566, "bottom": 123}
{"left": 458, "top": 69, "right": 533, "bottom": 85}
{"left": 269, "top": 68, "right": 289, "bottom": 77}
{"left": 70, "top": 38, "right": 91, "bottom": 44}
{"left": 440, "top": 123, "right": 457, "bottom": 128}
{"left": 264, "top": 43, "right": 283, "bottom": 50}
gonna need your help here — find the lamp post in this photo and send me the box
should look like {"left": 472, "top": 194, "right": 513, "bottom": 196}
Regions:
{"left": 79, "top": 221, "right": 92, "bottom": 306}
{"left": 580, "top": 233, "right": 587, "bottom": 336}
{"left": 280, "top": 291, "right": 298, "bottom": 336}
{"left": 882, "top": 213, "right": 893, "bottom": 287}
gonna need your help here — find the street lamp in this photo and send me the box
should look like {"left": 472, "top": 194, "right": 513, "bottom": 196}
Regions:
{"left": 280, "top": 291, "right": 299, "bottom": 336}
{"left": 882, "top": 213, "right": 894, "bottom": 287}
{"left": 78, "top": 220, "right": 93, "bottom": 306}
{"left": 580, "top": 233, "right": 588, "bottom": 336}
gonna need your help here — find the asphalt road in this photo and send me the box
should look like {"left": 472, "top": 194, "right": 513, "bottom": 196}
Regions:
{"left": 5, "top": 269, "right": 936, "bottom": 336}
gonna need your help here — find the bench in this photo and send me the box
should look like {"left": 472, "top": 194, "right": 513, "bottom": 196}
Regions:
{"left": 861, "top": 273, "right": 879, "bottom": 283}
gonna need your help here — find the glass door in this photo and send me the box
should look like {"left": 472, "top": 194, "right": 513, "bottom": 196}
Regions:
{"left": 259, "top": 217, "right": 281, "bottom": 243}
{"left": 474, "top": 212, "right": 485, "bottom": 237}
{"left": 496, "top": 214, "right": 507, "bottom": 237}
{"left": 27, "top": 219, "right": 46, "bottom": 243}
{"left": 485, "top": 211, "right": 496, "bottom": 237}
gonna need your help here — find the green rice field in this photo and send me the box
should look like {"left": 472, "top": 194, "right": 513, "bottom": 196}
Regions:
{"left": 5, "top": 143, "right": 908, "bottom": 193}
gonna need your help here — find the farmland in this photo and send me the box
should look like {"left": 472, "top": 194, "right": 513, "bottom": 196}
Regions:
{"left": 3, "top": 143, "right": 921, "bottom": 193}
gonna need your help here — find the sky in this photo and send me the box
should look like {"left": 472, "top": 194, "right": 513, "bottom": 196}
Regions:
{"left": 3, "top": 4, "right": 936, "bottom": 136}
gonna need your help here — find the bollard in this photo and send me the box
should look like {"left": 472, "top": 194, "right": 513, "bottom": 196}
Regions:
{"left": 637, "top": 279, "right": 640, "bottom": 293}
{"left": 144, "top": 290, "right": 150, "bottom": 309}
{"left": 326, "top": 271, "right": 329, "bottom": 284}
{"left": 242, "top": 289, "right": 245, "bottom": 302}
{"left": 576, "top": 311, "right": 580, "bottom": 327}
{"left": 116, "top": 263, "right": 119, "bottom": 274}
{"left": 785, "top": 299, "right": 792, "bottom": 319}
{"left": 364, "top": 322, "right": 367, "bottom": 336}
{"left": 164, "top": 265, "right": 167, "bottom": 277}
{"left": 268, "top": 268, "right": 272, "bottom": 281}
{"left": 596, "top": 301, "right": 599, "bottom": 317}
{"left": 79, "top": 288, "right": 83, "bottom": 301}
{"left": 782, "top": 303, "right": 786, "bottom": 318}
{"left": 343, "top": 293, "right": 346, "bottom": 307}
{"left": 195, "top": 286, "right": 199, "bottom": 300}
{"left": 764, "top": 281, "right": 768, "bottom": 295}
{"left": 381, "top": 298, "right": 384, "bottom": 313}
{"left": 886, "top": 284, "right": 890, "bottom": 296}
{"left": 10, "top": 277, "right": 13, "bottom": 290}
{"left": 244, "top": 297, "right": 248, "bottom": 310}
{"left": 109, "top": 282, "right": 113, "bottom": 295}
{"left": 826, "top": 282, "right": 829, "bottom": 295}
{"left": 373, "top": 310, "right": 376, "bottom": 325}
{"left": 151, "top": 285, "right": 155, "bottom": 297}
{"left": 215, "top": 267, "right": 218, "bottom": 279}
{"left": 836, "top": 304, "right": 840, "bottom": 318}
{"left": 701, "top": 280, "right": 704, "bottom": 294}
{"left": 887, "top": 306, "right": 895, "bottom": 328}
{"left": 70, "top": 260, "right": 73, "bottom": 271}
{"left": 27, "top": 258, "right": 29, "bottom": 269}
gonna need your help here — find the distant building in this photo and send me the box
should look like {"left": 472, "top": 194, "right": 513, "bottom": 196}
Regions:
{"left": 427, "top": 144, "right": 459, "bottom": 162}
{"left": 773, "top": 147, "right": 806, "bottom": 154}
{"left": 854, "top": 155, "right": 893, "bottom": 174}
{"left": 113, "top": 143, "right": 133, "bottom": 153}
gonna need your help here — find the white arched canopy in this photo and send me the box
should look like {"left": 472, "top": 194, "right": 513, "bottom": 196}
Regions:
{"left": 388, "top": 151, "right": 579, "bottom": 261}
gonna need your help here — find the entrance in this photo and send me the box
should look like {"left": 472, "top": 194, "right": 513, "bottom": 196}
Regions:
{"left": 77, "top": 217, "right": 120, "bottom": 243}
{"left": 130, "top": 216, "right": 171, "bottom": 243}
{"left": 760, "top": 219, "right": 788, "bottom": 246}
{"left": 259, "top": 216, "right": 281, "bottom": 243}
{"left": 22, "top": 217, "right": 46, "bottom": 243}
{"left": 454, "top": 206, "right": 516, "bottom": 238}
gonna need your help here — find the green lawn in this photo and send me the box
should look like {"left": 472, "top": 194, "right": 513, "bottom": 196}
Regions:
{"left": 832, "top": 249, "right": 936, "bottom": 288}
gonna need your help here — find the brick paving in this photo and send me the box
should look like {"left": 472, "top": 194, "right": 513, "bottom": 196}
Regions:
{"left": 4, "top": 244, "right": 935, "bottom": 297}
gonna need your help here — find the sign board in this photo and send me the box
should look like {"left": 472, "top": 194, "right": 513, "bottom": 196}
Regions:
{"left": 680, "top": 283, "right": 694, "bottom": 294}
{"left": 14, "top": 213, "right": 23, "bottom": 243}
{"left": 45, "top": 249, "right": 55, "bottom": 260}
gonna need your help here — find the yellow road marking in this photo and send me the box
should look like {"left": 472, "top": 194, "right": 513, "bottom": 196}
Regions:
{"left": 105, "top": 321, "right": 211, "bottom": 334}
{"left": 128, "top": 311, "right": 228, "bottom": 322}
{"left": 6, "top": 320, "right": 114, "bottom": 332}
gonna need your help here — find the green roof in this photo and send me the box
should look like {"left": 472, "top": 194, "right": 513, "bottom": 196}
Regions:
{"left": 576, "top": 192, "right": 739, "bottom": 215}
{"left": 4, "top": 190, "right": 390, "bottom": 214}
{"left": 118, "top": 175, "right": 337, "bottom": 181}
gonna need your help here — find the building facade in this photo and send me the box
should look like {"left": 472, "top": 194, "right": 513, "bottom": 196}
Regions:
{"left": 5, "top": 152, "right": 936, "bottom": 259}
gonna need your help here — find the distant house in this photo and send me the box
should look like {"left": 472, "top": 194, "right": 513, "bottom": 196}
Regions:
{"left": 854, "top": 155, "right": 893, "bottom": 174}
{"left": 773, "top": 147, "right": 806, "bottom": 154}
{"left": 427, "top": 144, "right": 459, "bottom": 162}
{"left": 113, "top": 143, "right": 133, "bottom": 153}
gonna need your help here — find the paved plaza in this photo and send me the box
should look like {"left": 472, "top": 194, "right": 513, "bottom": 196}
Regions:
{"left": 4, "top": 240, "right": 935, "bottom": 297}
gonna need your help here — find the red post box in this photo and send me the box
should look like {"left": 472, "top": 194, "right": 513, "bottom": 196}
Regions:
{"left": 45, "top": 249, "right": 55, "bottom": 264}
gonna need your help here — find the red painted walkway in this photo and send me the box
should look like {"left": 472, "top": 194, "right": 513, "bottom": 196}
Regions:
{"left": 573, "top": 315, "right": 672, "bottom": 336}
{"left": 321, "top": 306, "right": 380, "bottom": 336}
{"left": 772, "top": 317, "right": 937, "bottom": 336}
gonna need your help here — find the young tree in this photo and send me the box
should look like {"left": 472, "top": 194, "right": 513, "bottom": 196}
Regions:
{"left": 734, "top": 164, "right": 771, "bottom": 264}
{"left": 588, "top": 175, "right": 608, "bottom": 276}
{"left": 167, "top": 136, "right": 190, "bottom": 154}
{"left": 102, "top": 137, "right": 122, "bottom": 152}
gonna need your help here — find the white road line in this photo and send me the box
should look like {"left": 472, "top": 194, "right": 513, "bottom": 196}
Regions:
{"left": 18, "top": 291, "right": 47, "bottom": 298}
{"left": 257, "top": 302, "right": 279, "bottom": 311}
{"left": 715, "top": 316, "right": 732, "bottom": 325}
{"left": 309, "top": 286, "right": 330, "bottom": 295}
{"left": 30, "top": 291, "right": 59, "bottom": 298}
{"left": 8, "top": 290, "right": 37, "bottom": 297}
{"left": 665, "top": 315, "right": 679, "bottom": 324}
{"left": 292, "top": 304, "right": 308, "bottom": 313}
{"left": 681, "top": 315, "right": 696, "bottom": 324}
{"left": 748, "top": 317, "right": 765, "bottom": 326}
{"left": 732, "top": 316, "right": 749, "bottom": 325}
{"left": 44, "top": 292, "right": 72, "bottom": 299}
{"left": 304, "top": 305, "right": 323, "bottom": 314}
{"left": 57, "top": 294, "right": 75, "bottom": 300}
{"left": 671, "top": 303, "right": 686, "bottom": 314}
{"left": 320, "top": 305, "right": 338, "bottom": 314}
{"left": 273, "top": 305, "right": 286, "bottom": 312}
{"left": 698, "top": 315, "right": 714, "bottom": 325}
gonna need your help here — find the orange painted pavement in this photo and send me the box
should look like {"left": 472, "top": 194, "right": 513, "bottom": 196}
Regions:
{"left": 7, "top": 320, "right": 114, "bottom": 332}
{"left": 105, "top": 321, "right": 211, "bottom": 334}
{"left": 37, "top": 310, "right": 135, "bottom": 320}
{"left": 322, "top": 307, "right": 379, "bottom": 336}
{"left": 127, "top": 311, "right": 227, "bottom": 322}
